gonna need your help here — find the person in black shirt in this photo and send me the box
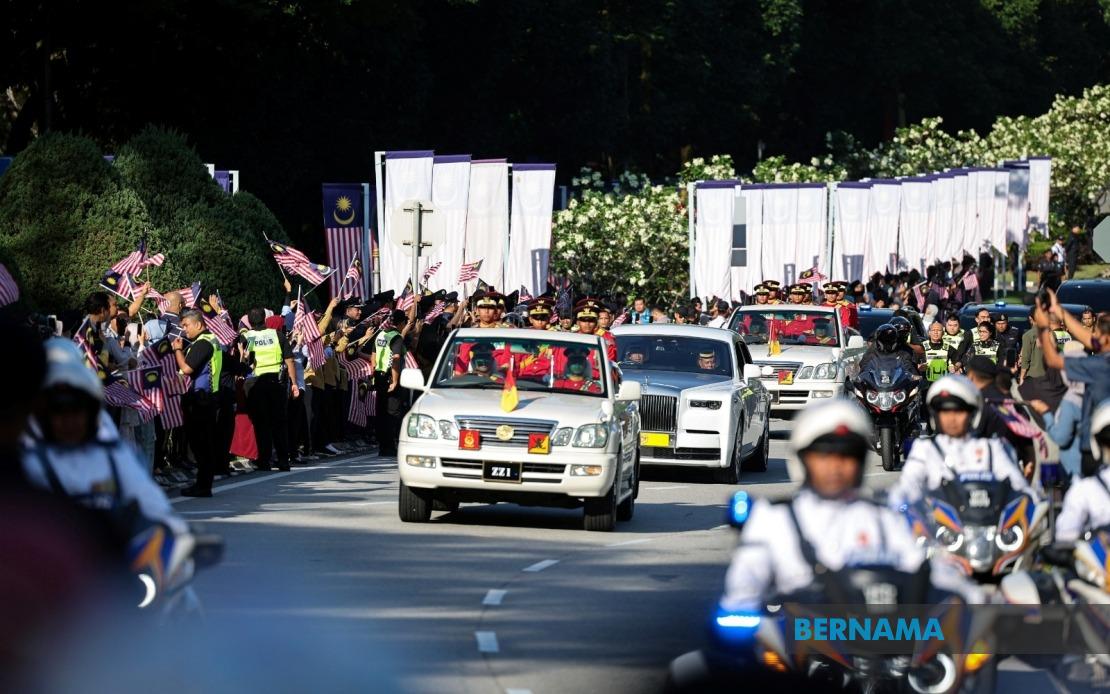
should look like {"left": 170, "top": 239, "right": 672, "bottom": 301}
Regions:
{"left": 173, "top": 310, "right": 221, "bottom": 497}
{"left": 1037, "top": 248, "right": 1064, "bottom": 291}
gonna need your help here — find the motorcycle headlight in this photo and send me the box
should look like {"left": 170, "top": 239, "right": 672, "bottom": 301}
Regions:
{"left": 892, "top": 389, "right": 906, "bottom": 404}
{"left": 866, "top": 390, "right": 879, "bottom": 404}
{"left": 995, "top": 525, "right": 1024, "bottom": 552}
{"left": 406, "top": 414, "right": 438, "bottom": 439}
{"left": 878, "top": 391, "right": 894, "bottom": 410}
{"left": 551, "top": 427, "right": 574, "bottom": 446}
{"left": 438, "top": 420, "right": 459, "bottom": 440}
{"left": 936, "top": 526, "right": 964, "bottom": 552}
{"left": 797, "top": 366, "right": 814, "bottom": 379}
{"left": 965, "top": 526, "right": 995, "bottom": 571}
{"left": 573, "top": 424, "right": 609, "bottom": 448}
{"left": 813, "top": 362, "right": 837, "bottom": 380}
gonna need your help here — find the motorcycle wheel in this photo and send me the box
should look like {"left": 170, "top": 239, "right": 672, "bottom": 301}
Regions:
{"left": 880, "top": 426, "right": 898, "bottom": 472}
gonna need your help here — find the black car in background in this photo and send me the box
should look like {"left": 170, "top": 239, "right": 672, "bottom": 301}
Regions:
{"left": 957, "top": 301, "right": 1091, "bottom": 333}
{"left": 1055, "top": 279, "right": 1110, "bottom": 314}
{"left": 853, "top": 307, "right": 927, "bottom": 340}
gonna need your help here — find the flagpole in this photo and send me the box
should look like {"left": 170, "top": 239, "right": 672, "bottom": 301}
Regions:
{"left": 262, "top": 229, "right": 291, "bottom": 283}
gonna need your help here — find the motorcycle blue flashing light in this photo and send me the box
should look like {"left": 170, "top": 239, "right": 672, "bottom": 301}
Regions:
{"left": 713, "top": 605, "right": 761, "bottom": 643}
{"left": 729, "top": 491, "right": 751, "bottom": 528}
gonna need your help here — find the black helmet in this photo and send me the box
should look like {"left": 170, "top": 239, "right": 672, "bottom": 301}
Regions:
{"left": 889, "top": 315, "right": 912, "bottom": 342}
{"left": 874, "top": 324, "right": 899, "bottom": 354}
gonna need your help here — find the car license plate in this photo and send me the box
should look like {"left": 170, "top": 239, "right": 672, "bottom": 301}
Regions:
{"left": 482, "top": 461, "right": 522, "bottom": 483}
{"left": 640, "top": 432, "right": 672, "bottom": 448}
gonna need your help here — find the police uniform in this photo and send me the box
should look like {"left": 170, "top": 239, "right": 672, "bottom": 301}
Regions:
{"left": 787, "top": 283, "right": 809, "bottom": 305}
{"left": 526, "top": 299, "right": 557, "bottom": 330}
{"left": 240, "top": 322, "right": 294, "bottom": 471}
{"left": 180, "top": 331, "right": 223, "bottom": 494}
{"left": 373, "top": 316, "right": 406, "bottom": 456}
{"left": 889, "top": 435, "right": 1037, "bottom": 509}
{"left": 552, "top": 345, "right": 603, "bottom": 393}
{"left": 832, "top": 281, "right": 859, "bottom": 329}
{"left": 1055, "top": 467, "right": 1110, "bottom": 542}
{"left": 474, "top": 293, "right": 508, "bottom": 328}
{"left": 764, "top": 280, "right": 783, "bottom": 305}
{"left": 972, "top": 338, "right": 1000, "bottom": 364}
{"left": 922, "top": 339, "right": 951, "bottom": 382}
{"left": 751, "top": 283, "right": 771, "bottom": 305}
{"left": 574, "top": 299, "right": 617, "bottom": 361}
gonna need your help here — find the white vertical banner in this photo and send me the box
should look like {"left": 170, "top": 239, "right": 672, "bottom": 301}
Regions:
{"left": 931, "top": 173, "right": 956, "bottom": 264}
{"left": 866, "top": 181, "right": 902, "bottom": 276}
{"left": 1004, "top": 162, "right": 1031, "bottom": 249}
{"left": 898, "top": 177, "right": 933, "bottom": 275}
{"left": 505, "top": 163, "right": 557, "bottom": 297}
{"left": 950, "top": 171, "right": 969, "bottom": 258}
{"left": 693, "top": 181, "right": 736, "bottom": 301}
{"left": 382, "top": 150, "right": 434, "bottom": 292}
{"left": 427, "top": 155, "right": 471, "bottom": 294}
{"left": 1027, "top": 157, "right": 1052, "bottom": 237}
{"left": 991, "top": 169, "right": 1010, "bottom": 252}
{"left": 761, "top": 185, "right": 800, "bottom": 284}
{"left": 833, "top": 182, "right": 872, "bottom": 283}
{"left": 464, "top": 160, "right": 510, "bottom": 290}
{"left": 795, "top": 184, "right": 828, "bottom": 273}
{"left": 733, "top": 185, "right": 765, "bottom": 296}
{"left": 970, "top": 169, "right": 996, "bottom": 256}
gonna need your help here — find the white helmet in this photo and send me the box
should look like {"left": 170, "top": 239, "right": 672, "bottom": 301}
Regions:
{"left": 925, "top": 375, "right": 983, "bottom": 432}
{"left": 43, "top": 338, "right": 103, "bottom": 402}
{"left": 787, "top": 399, "right": 874, "bottom": 485}
{"left": 1091, "top": 400, "right": 1110, "bottom": 464}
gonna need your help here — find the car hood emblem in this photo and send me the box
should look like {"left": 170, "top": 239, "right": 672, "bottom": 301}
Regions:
{"left": 496, "top": 425, "right": 515, "bottom": 441}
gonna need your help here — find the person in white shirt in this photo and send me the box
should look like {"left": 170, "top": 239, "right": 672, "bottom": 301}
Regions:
{"left": 1050, "top": 237, "right": 1067, "bottom": 266}
{"left": 1055, "top": 400, "right": 1110, "bottom": 542}
{"left": 888, "top": 375, "right": 1038, "bottom": 509}
{"left": 722, "top": 399, "right": 981, "bottom": 612}
{"left": 706, "top": 299, "right": 730, "bottom": 329}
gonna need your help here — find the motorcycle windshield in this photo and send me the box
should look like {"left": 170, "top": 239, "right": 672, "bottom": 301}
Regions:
{"left": 858, "top": 355, "right": 907, "bottom": 390}
{"left": 937, "top": 477, "right": 1012, "bottom": 526}
{"left": 770, "top": 564, "right": 931, "bottom": 606}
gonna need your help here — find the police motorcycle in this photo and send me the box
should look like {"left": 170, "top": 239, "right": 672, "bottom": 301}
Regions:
{"left": 128, "top": 521, "right": 224, "bottom": 623}
{"left": 850, "top": 353, "right": 923, "bottom": 472}
{"left": 997, "top": 528, "right": 1110, "bottom": 686}
{"left": 903, "top": 474, "right": 1048, "bottom": 584}
{"left": 666, "top": 491, "right": 996, "bottom": 694}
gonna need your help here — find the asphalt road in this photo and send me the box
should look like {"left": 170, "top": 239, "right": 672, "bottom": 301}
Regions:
{"left": 175, "top": 420, "right": 1064, "bottom": 694}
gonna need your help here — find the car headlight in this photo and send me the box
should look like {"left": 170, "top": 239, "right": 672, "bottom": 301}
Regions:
{"left": 406, "top": 414, "right": 438, "bottom": 439}
{"left": 797, "top": 365, "right": 814, "bottom": 379}
{"left": 551, "top": 427, "right": 573, "bottom": 446}
{"left": 813, "top": 362, "right": 837, "bottom": 380}
{"left": 573, "top": 424, "right": 609, "bottom": 448}
{"left": 438, "top": 420, "right": 459, "bottom": 440}
{"left": 689, "top": 399, "right": 722, "bottom": 410}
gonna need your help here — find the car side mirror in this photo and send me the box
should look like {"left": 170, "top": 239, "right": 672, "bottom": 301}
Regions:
{"left": 830, "top": 348, "right": 842, "bottom": 361}
{"left": 742, "top": 364, "right": 761, "bottom": 381}
{"left": 399, "top": 368, "right": 426, "bottom": 392}
{"left": 616, "top": 380, "right": 641, "bottom": 402}
{"left": 847, "top": 335, "right": 866, "bottom": 350}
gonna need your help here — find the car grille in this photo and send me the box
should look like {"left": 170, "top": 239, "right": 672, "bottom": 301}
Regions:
{"left": 454, "top": 416, "right": 557, "bottom": 447}
{"left": 756, "top": 360, "right": 802, "bottom": 376}
{"left": 641, "top": 447, "right": 722, "bottom": 461}
{"left": 640, "top": 394, "right": 677, "bottom": 432}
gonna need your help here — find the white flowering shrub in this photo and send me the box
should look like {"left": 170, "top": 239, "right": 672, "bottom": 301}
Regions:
{"left": 679, "top": 155, "right": 736, "bottom": 183}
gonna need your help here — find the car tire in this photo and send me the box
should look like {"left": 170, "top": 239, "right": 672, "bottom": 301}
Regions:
{"left": 714, "top": 427, "right": 742, "bottom": 484}
{"left": 617, "top": 461, "right": 636, "bottom": 522}
{"left": 743, "top": 423, "right": 770, "bottom": 473}
{"left": 584, "top": 476, "right": 618, "bottom": 532}
{"left": 398, "top": 481, "right": 432, "bottom": 523}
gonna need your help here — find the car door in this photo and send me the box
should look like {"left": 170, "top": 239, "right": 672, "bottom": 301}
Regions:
{"left": 739, "top": 340, "right": 769, "bottom": 430}
{"left": 608, "top": 362, "right": 636, "bottom": 489}
{"left": 732, "top": 338, "right": 757, "bottom": 450}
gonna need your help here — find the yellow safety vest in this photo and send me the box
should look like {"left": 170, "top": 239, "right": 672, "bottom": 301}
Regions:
{"left": 244, "top": 329, "right": 283, "bottom": 375}
{"left": 374, "top": 329, "right": 400, "bottom": 373}
{"left": 195, "top": 332, "right": 223, "bottom": 393}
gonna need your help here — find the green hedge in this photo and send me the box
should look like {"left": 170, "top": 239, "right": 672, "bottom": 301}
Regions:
{"left": 0, "top": 127, "right": 289, "bottom": 318}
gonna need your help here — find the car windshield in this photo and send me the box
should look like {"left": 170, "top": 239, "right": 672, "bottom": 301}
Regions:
{"left": 730, "top": 310, "right": 841, "bottom": 347}
{"left": 613, "top": 335, "right": 733, "bottom": 378}
{"left": 857, "top": 311, "right": 893, "bottom": 339}
{"left": 1057, "top": 282, "right": 1110, "bottom": 314}
{"left": 433, "top": 336, "right": 607, "bottom": 397}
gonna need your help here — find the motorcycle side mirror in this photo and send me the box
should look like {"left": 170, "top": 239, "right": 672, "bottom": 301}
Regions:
{"left": 728, "top": 491, "right": 752, "bottom": 529}
{"left": 192, "top": 534, "right": 225, "bottom": 570}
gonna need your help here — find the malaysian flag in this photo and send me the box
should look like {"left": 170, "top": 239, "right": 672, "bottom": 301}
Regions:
{"left": 73, "top": 320, "right": 105, "bottom": 378}
{"left": 270, "top": 241, "right": 335, "bottom": 286}
{"left": 423, "top": 300, "right": 447, "bottom": 324}
{"left": 103, "top": 378, "right": 158, "bottom": 422}
{"left": 422, "top": 261, "right": 442, "bottom": 284}
{"left": 141, "top": 339, "right": 190, "bottom": 396}
{"left": 198, "top": 300, "right": 238, "bottom": 346}
{"left": 111, "top": 241, "right": 164, "bottom": 277}
{"left": 367, "top": 389, "right": 378, "bottom": 417}
{"left": 997, "top": 401, "right": 1042, "bottom": 439}
{"left": 294, "top": 291, "right": 326, "bottom": 370}
{"left": 100, "top": 270, "right": 135, "bottom": 300}
{"left": 404, "top": 350, "right": 419, "bottom": 370}
{"left": 348, "top": 379, "right": 370, "bottom": 427}
{"left": 360, "top": 305, "right": 392, "bottom": 329}
{"left": 0, "top": 263, "right": 19, "bottom": 307}
{"left": 519, "top": 285, "right": 533, "bottom": 304}
{"left": 341, "top": 257, "right": 363, "bottom": 299}
{"left": 457, "top": 259, "right": 483, "bottom": 283}
{"left": 154, "top": 281, "right": 202, "bottom": 310}
{"left": 323, "top": 183, "right": 367, "bottom": 299}
{"left": 396, "top": 281, "right": 415, "bottom": 311}
{"left": 336, "top": 344, "right": 374, "bottom": 380}
{"left": 612, "top": 310, "right": 629, "bottom": 326}
{"left": 161, "top": 394, "right": 184, "bottom": 430}
{"left": 797, "top": 267, "right": 827, "bottom": 285}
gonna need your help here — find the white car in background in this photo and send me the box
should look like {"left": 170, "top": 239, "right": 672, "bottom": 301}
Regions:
{"left": 611, "top": 325, "right": 771, "bottom": 483}
{"left": 727, "top": 305, "right": 866, "bottom": 414}
{"left": 396, "top": 329, "right": 641, "bottom": 532}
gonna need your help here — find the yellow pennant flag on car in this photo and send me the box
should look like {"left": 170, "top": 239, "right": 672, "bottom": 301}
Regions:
{"left": 500, "top": 356, "right": 519, "bottom": 412}
{"left": 768, "top": 318, "right": 781, "bottom": 356}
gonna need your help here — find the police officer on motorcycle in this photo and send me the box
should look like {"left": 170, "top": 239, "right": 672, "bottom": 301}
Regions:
{"left": 1055, "top": 401, "right": 1110, "bottom": 542}
{"left": 859, "top": 323, "right": 918, "bottom": 376}
{"left": 888, "top": 375, "right": 1038, "bottom": 508}
{"left": 721, "top": 399, "right": 981, "bottom": 612}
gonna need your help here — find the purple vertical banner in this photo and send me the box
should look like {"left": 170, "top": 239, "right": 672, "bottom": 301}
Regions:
{"left": 214, "top": 170, "right": 232, "bottom": 193}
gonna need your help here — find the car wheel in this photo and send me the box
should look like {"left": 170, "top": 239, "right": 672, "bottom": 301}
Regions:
{"left": 743, "top": 422, "right": 770, "bottom": 473}
{"left": 584, "top": 472, "right": 618, "bottom": 532}
{"left": 714, "top": 427, "right": 742, "bottom": 484}
{"left": 398, "top": 481, "right": 432, "bottom": 522}
{"left": 617, "top": 461, "right": 636, "bottom": 522}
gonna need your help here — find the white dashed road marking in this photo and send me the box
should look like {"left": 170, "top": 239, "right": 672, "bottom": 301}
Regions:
{"left": 522, "top": 559, "right": 559, "bottom": 572}
{"left": 644, "top": 485, "right": 688, "bottom": 491}
{"left": 482, "top": 589, "right": 507, "bottom": 606}
{"left": 607, "top": 538, "right": 652, "bottom": 547}
{"left": 475, "top": 631, "right": 500, "bottom": 653}
{"left": 506, "top": 689, "right": 533, "bottom": 694}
